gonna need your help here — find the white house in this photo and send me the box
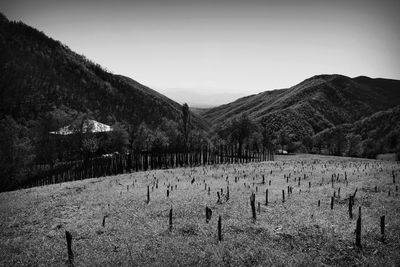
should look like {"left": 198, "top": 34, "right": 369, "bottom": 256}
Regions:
{"left": 50, "top": 119, "right": 113, "bottom": 135}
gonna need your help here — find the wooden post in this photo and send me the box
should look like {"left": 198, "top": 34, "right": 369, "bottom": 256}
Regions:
{"left": 102, "top": 215, "right": 106, "bottom": 227}
{"left": 217, "top": 192, "right": 221, "bottom": 203}
{"left": 206, "top": 206, "right": 212, "bottom": 223}
{"left": 282, "top": 190, "right": 285, "bottom": 203}
{"left": 265, "top": 189, "right": 268, "bottom": 205}
{"left": 218, "top": 215, "right": 222, "bottom": 242}
{"left": 250, "top": 193, "right": 256, "bottom": 221}
{"left": 380, "top": 215, "right": 385, "bottom": 242}
{"left": 147, "top": 185, "right": 150, "bottom": 204}
{"left": 65, "top": 231, "right": 74, "bottom": 264}
{"left": 349, "top": 196, "right": 353, "bottom": 219}
{"left": 169, "top": 208, "right": 173, "bottom": 230}
{"left": 318, "top": 200, "right": 320, "bottom": 207}
{"left": 331, "top": 196, "right": 334, "bottom": 210}
{"left": 356, "top": 216, "right": 362, "bottom": 248}
{"left": 258, "top": 202, "right": 260, "bottom": 214}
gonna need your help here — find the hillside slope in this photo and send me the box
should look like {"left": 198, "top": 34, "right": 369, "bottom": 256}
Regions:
{"left": 1, "top": 155, "right": 399, "bottom": 266}
{"left": 203, "top": 74, "right": 400, "bottom": 140}
{"left": 0, "top": 13, "right": 208, "bottom": 131}
{"left": 314, "top": 105, "right": 400, "bottom": 157}
{"left": 349, "top": 105, "right": 400, "bottom": 140}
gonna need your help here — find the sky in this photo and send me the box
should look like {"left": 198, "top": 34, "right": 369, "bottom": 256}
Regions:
{"left": 2, "top": 0, "right": 400, "bottom": 106}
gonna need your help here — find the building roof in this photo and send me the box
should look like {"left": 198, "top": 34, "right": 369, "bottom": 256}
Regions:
{"left": 50, "top": 119, "right": 113, "bottom": 135}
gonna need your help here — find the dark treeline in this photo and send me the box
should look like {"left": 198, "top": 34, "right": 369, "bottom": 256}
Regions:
{"left": 18, "top": 147, "right": 273, "bottom": 190}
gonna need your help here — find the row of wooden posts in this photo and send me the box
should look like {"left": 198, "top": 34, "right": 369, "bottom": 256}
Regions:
{"left": 254, "top": 173, "right": 391, "bottom": 249}
{"left": 64, "top": 199, "right": 387, "bottom": 265}
{"left": 62, "top": 163, "right": 397, "bottom": 263}
{"left": 65, "top": 187, "right": 391, "bottom": 264}
{"left": 18, "top": 148, "right": 274, "bottom": 191}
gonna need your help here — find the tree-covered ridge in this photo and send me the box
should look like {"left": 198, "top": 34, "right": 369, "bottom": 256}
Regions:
{"left": 202, "top": 74, "right": 400, "bottom": 159}
{"left": 0, "top": 14, "right": 208, "bottom": 130}
{"left": 203, "top": 74, "right": 400, "bottom": 142}
{"left": 313, "top": 105, "right": 400, "bottom": 158}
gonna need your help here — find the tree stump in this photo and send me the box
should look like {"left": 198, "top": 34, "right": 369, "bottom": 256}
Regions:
{"left": 206, "top": 206, "right": 212, "bottom": 223}
{"left": 356, "top": 216, "right": 362, "bottom": 248}
{"left": 65, "top": 231, "right": 74, "bottom": 264}
{"left": 102, "top": 215, "right": 107, "bottom": 227}
{"left": 349, "top": 196, "right": 353, "bottom": 219}
{"left": 218, "top": 215, "right": 222, "bottom": 242}
{"left": 380, "top": 215, "right": 385, "bottom": 242}
{"left": 169, "top": 208, "right": 173, "bottom": 230}
{"left": 250, "top": 193, "right": 256, "bottom": 221}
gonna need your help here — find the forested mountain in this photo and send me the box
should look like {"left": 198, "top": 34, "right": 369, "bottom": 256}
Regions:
{"left": 203, "top": 74, "right": 400, "bottom": 142}
{"left": 313, "top": 105, "right": 400, "bottom": 158}
{"left": 0, "top": 13, "right": 208, "bottom": 131}
{"left": 0, "top": 13, "right": 209, "bottom": 190}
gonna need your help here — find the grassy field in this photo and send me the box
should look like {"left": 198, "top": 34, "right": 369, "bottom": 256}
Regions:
{"left": 1, "top": 154, "right": 399, "bottom": 266}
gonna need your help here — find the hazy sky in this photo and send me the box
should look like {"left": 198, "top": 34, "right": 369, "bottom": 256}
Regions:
{"left": 2, "top": 0, "right": 400, "bottom": 104}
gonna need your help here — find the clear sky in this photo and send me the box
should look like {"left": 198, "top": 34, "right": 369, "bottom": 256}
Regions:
{"left": 1, "top": 0, "right": 400, "bottom": 105}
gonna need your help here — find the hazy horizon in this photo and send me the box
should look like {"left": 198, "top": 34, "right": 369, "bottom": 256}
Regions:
{"left": 2, "top": 0, "right": 400, "bottom": 105}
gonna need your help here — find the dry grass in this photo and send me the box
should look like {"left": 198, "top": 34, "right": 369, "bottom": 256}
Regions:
{"left": 1, "top": 154, "right": 400, "bottom": 266}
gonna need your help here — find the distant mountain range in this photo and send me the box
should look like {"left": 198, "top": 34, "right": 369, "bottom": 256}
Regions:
{"left": 156, "top": 89, "right": 246, "bottom": 108}
{"left": 202, "top": 74, "right": 400, "bottom": 143}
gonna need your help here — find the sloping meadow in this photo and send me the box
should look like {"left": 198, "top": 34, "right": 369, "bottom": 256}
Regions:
{"left": 1, "top": 154, "right": 399, "bottom": 266}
